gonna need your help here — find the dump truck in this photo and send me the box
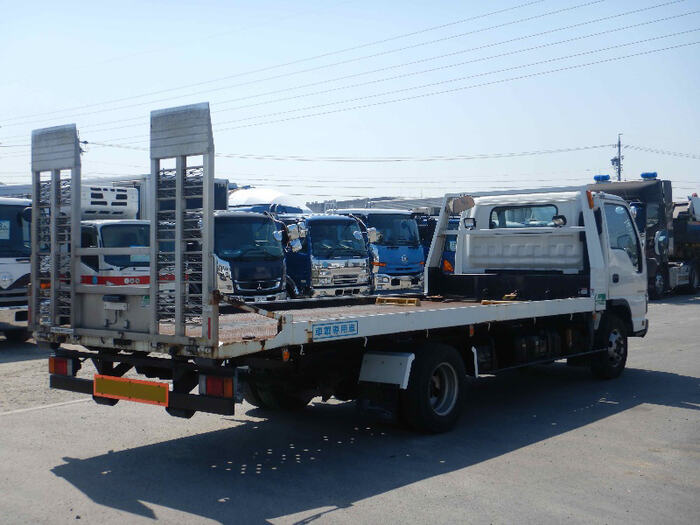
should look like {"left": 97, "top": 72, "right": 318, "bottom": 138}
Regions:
{"left": 590, "top": 173, "right": 700, "bottom": 297}
{"left": 33, "top": 103, "right": 647, "bottom": 433}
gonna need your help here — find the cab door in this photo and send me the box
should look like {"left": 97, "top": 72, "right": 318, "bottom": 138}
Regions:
{"left": 602, "top": 200, "right": 647, "bottom": 333}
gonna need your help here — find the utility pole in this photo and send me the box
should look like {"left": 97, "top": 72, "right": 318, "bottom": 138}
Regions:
{"left": 611, "top": 133, "right": 623, "bottom": 181}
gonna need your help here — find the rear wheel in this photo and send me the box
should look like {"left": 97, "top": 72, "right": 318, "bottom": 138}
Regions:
{"left": 4, "top": 329, "right": 31, "bottom": 343}
{"left": 591, "top": 314, "right": 627, "bottom": 379}
{"left": 400, "top": 343, "right": 466, "bottom": 433}
{"left": 682, "top": 265, "right": 699, "bottom": 294}
{"left": 244, "top": 381, "right": 312, "bottom": 411}
{"left": 649, "top": 270, "right": 666, "bottom": 299}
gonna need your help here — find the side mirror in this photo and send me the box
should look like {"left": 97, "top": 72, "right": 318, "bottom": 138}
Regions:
{"left": 286, "top": 223, "right": 300, "bottom": 241}
{"left": 654, "top": 230, "right": 668, "bottom": 256}
{"left": 366, "top": 227, "right": 379, "bottom": 243}
{"left": 352, "top": 230, "right": 364, "bottom": 241}
{"left": 289, "top": 239, "right": 302, "bottom": 253}
{"left": 552, "top": 215, "right": 567, "bottom": 227}
{"left": 273, "top": 230, "right": 283, "bottom": 242}
{"left": 298, "top": 221, "right": 308, "bottom": 238}
{"left": 21, "top": 207, "right": 32, "bottom": 223}
{"left": 462, "top": 217, "right": 476, "bottom": 230}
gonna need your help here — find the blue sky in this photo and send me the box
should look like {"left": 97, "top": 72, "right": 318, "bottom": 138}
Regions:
{"left": 1, "top": 0, "right": 698, "bottom": 202}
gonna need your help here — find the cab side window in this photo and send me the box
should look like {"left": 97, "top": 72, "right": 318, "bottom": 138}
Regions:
{"left": 604, "top": 204, "right": 642, "bottom": 272}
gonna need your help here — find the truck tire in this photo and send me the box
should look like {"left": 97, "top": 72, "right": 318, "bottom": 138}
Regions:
{"left": 242, "top": 381, "right": 267, "bottom": 408}
{"left": 245, "top": 382, "right": 312, "bottom": 411}
{"left": 399, "top": 343, "right": 466, "bottom": 433}
{"left": 4, "top": 329, "right": 31, "bottom": 343}
{"left": 649, "top": 270, "right": 666, "bottom": 299}
{"left": 682, "top": 265, "right": 699, "bottom": 294}
{"left": 591, "top": 314, "right": 627, "bottom": 380}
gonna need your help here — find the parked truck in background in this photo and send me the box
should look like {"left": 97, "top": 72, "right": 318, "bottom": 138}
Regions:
{"left": 34, "top": 104, "right": 648, "bottom": 434}
{"left": 0, "top": 197, "right": 31, "bottom": 342}
{"left": 277, "top": 213, "right": 371, "bottom": 298}
{"left": 589, "top": 172, "right": 700, "bottom": 297}
{"left": 213, "top": 211, "right": 287, "bottom": 303}
{"left": 335, "top": 208, "right": 424, "bottom": 293}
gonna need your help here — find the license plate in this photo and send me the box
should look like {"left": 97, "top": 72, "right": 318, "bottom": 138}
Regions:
{"left": 93, "top": 375, "right": 169, "bottom": 406}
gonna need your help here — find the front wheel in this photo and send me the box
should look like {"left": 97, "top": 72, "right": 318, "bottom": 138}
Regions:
{"left": 682, "top": 265, "right": 700, "bottom": 294}
{"left": 591, "top": 314, "right": 628, "bottom": 379}
{"left": 400, "top": 343, "right": 466, "bottom": 433}
{"left": 4, "top": 329, "right": 31, "bottom": 343}
{"left": 649, "top": 270, "right": 666, "bottom": 299}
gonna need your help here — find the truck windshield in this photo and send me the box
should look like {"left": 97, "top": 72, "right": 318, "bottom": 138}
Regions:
{"left": 310, "top": 221, "right": 367, "bottom": 259}
{"left": 489, "top": 205, "right": 558, "bottom": 228}
{"left": 645, "top": 202, "right": 660, "bottom": 229}
{"left": 215, "top": 217, "right": 283, "bottom": 261}
{"left": 0, "top": 205, "right": 30, "bottom": 258}
{"left": 367, "top": 214, "right": 420, "bottom": 246}
{"left": 101, "top": 224, "right": 150, "bottom": 268}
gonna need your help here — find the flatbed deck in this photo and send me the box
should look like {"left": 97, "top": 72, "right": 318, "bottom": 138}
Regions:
{"left": 166, "top": 296, "right": 597, "bottom": 359}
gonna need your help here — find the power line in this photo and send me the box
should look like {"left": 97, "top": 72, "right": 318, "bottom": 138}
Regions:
{"left": 77, "top": 10, "right": 700, "bottom": 138}
{"left": 214, "top": 40, "right": 700, "bottom": 133}
{"left": 20, "top": 1, "right": 688, "bottom": 141}
{"left": 0, "top": 0, "right": 685, "bottom": 141}
{"left": 0, "top": 0, "right": 546, "bottom": 125}
{"left": 83, "top": 142, "right": 615, "bottom": 162}
{"left": 74, "top": 32, "right": 700, "bottom": 148}
{"left": 624, "top": 144, "right": 700, "bottom": 160}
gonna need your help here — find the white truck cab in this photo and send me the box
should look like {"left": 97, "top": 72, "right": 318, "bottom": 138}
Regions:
{"left": 455, "top": 190, "right": 647, "bottom": 335}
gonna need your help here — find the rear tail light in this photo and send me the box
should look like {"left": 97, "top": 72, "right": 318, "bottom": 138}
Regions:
{"left": 199, "top": 375, "right": 234, "bottom": 398}
{"left": 49, "top": 356, "right": 73, "bottom": 376}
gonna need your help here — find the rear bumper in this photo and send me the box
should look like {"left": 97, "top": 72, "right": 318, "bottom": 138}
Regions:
{"left": 49, "top": 374, "right": 235, "bottom": 416}
{"left": 0, "top": 306, "right": 28, "bottom": 330}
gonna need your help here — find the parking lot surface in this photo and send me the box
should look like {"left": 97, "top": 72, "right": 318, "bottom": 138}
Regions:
{"left": 1, "top": 295, "right": 699, "bottom": 524}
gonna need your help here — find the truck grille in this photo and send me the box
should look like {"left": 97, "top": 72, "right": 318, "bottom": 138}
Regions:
{"left": 235, "top": 279, "right": 280, "bottom": 292}
{"left": 333, "top": 274, "right": 361, "bottom": 285}
{"left": 0, "top": 287, "right": 28, "bottom": 307}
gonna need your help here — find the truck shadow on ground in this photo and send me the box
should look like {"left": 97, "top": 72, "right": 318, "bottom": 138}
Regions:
{"left": 51, "top": 364, "right": 699, "bottom": 524}
{"left": 0, "top": 341, "right": 44, "bottom": 364}
{"left": 648, "top": 292, "right": 700, "bottom": 305}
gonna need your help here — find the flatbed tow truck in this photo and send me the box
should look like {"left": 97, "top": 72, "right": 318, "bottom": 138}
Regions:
{"left": 32, "top": 104, "right": 648, "bottom": 433}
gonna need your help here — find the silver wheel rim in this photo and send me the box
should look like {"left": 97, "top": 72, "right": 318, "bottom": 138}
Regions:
{"left": 429, "top": 362, "right": 459, "bottom": 416}
{"left": 654, "top": 272, "right": 665, "bottom": 296}
{"left": 606, "top": 329, "right": 626, "bottom": 366}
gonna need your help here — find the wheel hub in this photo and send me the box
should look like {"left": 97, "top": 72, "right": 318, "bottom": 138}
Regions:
{"left": 428, "top": 362, "right": 458, "bottom": 416}
{"left": 607, "top": 329, "right": 625, "bottom": 366}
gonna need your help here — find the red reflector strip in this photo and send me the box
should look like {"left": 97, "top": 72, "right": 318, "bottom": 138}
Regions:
{"left": 93, "top": 375, "right": 169, "bottom": 406}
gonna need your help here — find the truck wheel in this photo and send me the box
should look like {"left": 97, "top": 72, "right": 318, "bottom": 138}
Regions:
{"left": 4, "top": 330, "right": 31, "bottom": 343}
{"left": 682, "top": 266, "right": 699, "bottom": 294}
{"left": 242, "top": 381, "right": 267, "bottom": 408}
{"left": 400, "top": 343, "right": 466, "bottom": 433}
{"left": 249, "top": 384, "right": 312, "bottom": 411}
{"left": 649, "top": 270, "right": 666, "bottom": 299}
{"left": 591, "top": 314, "right": 627, "bottom": 380}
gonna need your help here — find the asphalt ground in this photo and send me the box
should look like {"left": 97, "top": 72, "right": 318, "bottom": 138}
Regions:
{"left": 0, "top": 295, "right": 698, "bottom": 524}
